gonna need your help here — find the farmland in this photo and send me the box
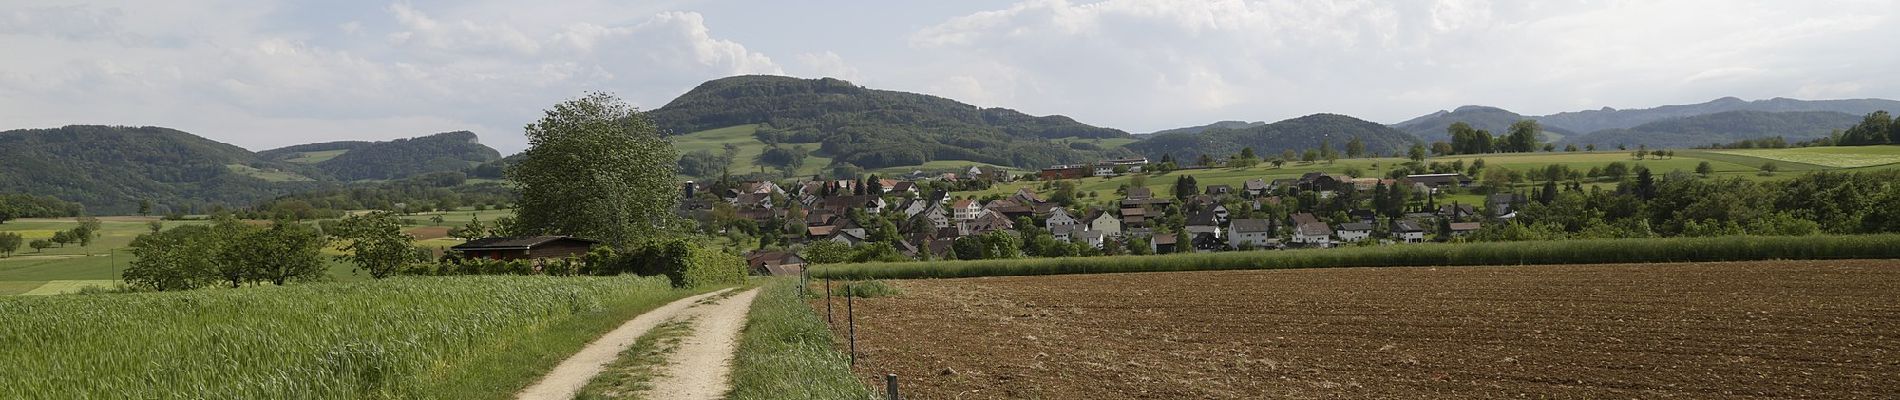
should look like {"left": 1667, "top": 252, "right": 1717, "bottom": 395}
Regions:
{"left": 828, "top": 260, "right": 1900, "bottom": 399}
{"left": 1709, "top": 145, "right": 1900, "bottom": 168}
{"left": 671, "top": 124, "right": 834, "bottom": 177}
{"left": 0, "top": 275, "right": 701, "bottom": 399}
{"left": 0, "top": 208, "right": 516, "bottom": 295}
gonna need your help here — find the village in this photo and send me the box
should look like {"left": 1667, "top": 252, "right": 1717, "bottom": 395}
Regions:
{"left": 709, "top": 157, "right": 1513, "bottom": 274}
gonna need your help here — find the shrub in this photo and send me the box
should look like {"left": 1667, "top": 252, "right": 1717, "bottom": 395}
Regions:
{"left": 812, "top": 234, "right": 1900, "bottom": 280}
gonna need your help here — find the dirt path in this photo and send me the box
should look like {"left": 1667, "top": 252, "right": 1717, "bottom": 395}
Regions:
{"left": 640, "top": 287, "right": 761, "bottom": 400}
{"left": 515, "top": 288, "right": 734, "bottom": 400}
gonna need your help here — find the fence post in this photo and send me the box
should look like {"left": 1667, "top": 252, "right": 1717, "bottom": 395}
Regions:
{"left": 825, "top": 279, "right": 833, "bottom": 326}
{"left": 848, "top": 284, "right": 857, "bottom": 367}
{"left": 886, "top": 374, "right": 899, "bottom": 400}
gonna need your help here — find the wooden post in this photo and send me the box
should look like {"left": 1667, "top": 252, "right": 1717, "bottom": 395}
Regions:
{"left": 848, "top": 285, "right": 857, "bottom": 367}
{"left": 825, "top": 279, "right": 833, "bottom": 326}
{"left": 886, "top": 374, "right": 899, "bottom": 400}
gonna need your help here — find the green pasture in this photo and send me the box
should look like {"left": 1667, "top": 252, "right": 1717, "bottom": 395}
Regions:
{"left": 283, "top": 149, "right": 350, "bottom": 164}
{"left": 225, "top": 164, "right": 315, "bottom": 182}
{"left": 1707, "top": 145, "right": 1900, "bottom": 169}
{"left": 672, "top": 125, "right": 833, "bottom": 177}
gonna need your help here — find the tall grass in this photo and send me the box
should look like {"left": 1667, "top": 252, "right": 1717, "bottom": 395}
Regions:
{"left": 0, "top": 275, "right": 699, "bottom": 399}
{"left": 812, "top": 234, "right": 1900, "bottom": 280}
{"left": 726, "top": 278, "right": 877, "bottom": 400}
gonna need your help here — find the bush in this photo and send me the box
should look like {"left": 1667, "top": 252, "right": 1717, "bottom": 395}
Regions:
{"left": 626, "top": 239, "right": 746, "bottom": 289}
{"left": 812, "top": 234, "right": 1900, "bottom": 280}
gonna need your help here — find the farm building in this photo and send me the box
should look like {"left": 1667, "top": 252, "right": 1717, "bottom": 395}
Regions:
{"left": 1449, "top": 222, "right": 1483, "bottom": 237}
{"left": 1404, "top": 173, "right": 1473, "bottom": 192}
{"left": 745, "top": 251, "right": 806, "bottom": 276}
{"left": 450, "top": 236, "right": 599, "bottom": 261}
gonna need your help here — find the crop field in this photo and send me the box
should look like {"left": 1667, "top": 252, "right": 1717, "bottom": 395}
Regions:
{"left": 283, "top": 149, "right": 350, "bottom": 164}
{"left": 0, "top": 275, "right": 701, "bottom": 399}
{"left": 827, "top": 260, "right": 1900, "bottom": 399}
{"left": 1709, "top": 145, "right": 1900, "bottom": 168}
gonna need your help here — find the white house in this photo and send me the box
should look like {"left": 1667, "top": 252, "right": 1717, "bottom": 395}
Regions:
{"left": 952, "top": 199, "right": 982, "bottom": 221}
{"left": 1391, "top": 220, "right": 1427, "bottom": 243}
{"left": 1086, "top": 210, "right": 1122, "bottom": 237}
{"left": 1044, "top": 207, "right": 1078, "bottom": 229}
{"left": 1336, "top": 222, "right": 1374, "bottom": 243}
{"left": 1186, "top": 210, "right": 1222, "bottom": 239}
{"left": 1228, "top": 219, "right": 1278, "bottom": 249}
{"left": 1074, "top": 229, "right": 1109, "bottom": 249}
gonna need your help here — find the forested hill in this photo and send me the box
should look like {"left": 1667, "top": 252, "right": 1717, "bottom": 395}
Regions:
{"left": 1536, "top": 97, "right": 1900, "bottom": 133}
{"left": 277, "top": 131, "right": 503, "bottom": 181}
{"left": 1562, "top": 110, "right": 1861, "bottom": 148}
{"left": 1391, "top": 105, "right": 1576, "bottom": 143}
{"left": 647, "top": 75, "right": 1133, "bottom": 169}
{"left": 1125, "top": 114, "right": 1419, "bottom": 161}
{"left": 1143, "top": 120, "right": 1265, "bottom": 136}
{"left": 0, "top": 125, "right": 324, "bottom": 215}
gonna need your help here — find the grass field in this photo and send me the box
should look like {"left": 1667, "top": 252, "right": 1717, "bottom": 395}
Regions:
{"left": 835, "top": 260, "right": 1900, "bottom": 398}
{"left": 728, "top": 278, "right": 877, "bottom": 400}
{"left": 1709, "top": 145, "right": 1900, "bottom": 168}
{"left": 0, "top": 208, "right": 517, "bottom": 295}
{"left": 283, "top": 149, "right": 350, "bottom": 164}
{"left": 811, "top": 234, "right": 1900, "bottom": 280}
{"left": 1052, "top": 137, "right": 1138, "bottom": 149}
{"left": 225, "top": 164, "right": 315, "bottom": 182}
{"left": 0, "top": 275, "right": 706, "bottom": 399}
{"left": 672, "top": 125, "right": 833, "bottom": 177}
{"left": 869, "top": 160, "right": 1020, "bottom": 176}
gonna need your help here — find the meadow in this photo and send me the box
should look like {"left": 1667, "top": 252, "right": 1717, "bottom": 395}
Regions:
{"left": 671, "top": 124, "right": 834, "bottom": 177}
{"left": 1708, "top": 145, "right": 1900, "bottom": 168}
{"left": 809, "top": 234, "right": 1900, "bottom": 280}
{"left": 0, "top": 275, "right": 703, "bottom": 399}
{"left": 0, "top": 207, "right": 517, "bottom": 295}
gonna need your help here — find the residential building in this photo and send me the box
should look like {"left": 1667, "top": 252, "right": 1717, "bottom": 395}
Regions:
{"left": 1337, "top": 222, "right": 1374, "bottom": 243}
{"left": 1391, "top": 220, "right": 1427, "bottom": 243}
{"left": 1449, "top": 222, "right": 1483, "bottom": 237}
{"left": 1228, "top": 219, "right": 1279, "bottom": 249}
{"left": 1044, "top": 207, "right": 1079, "bottom": 229}
{"left": 1086, "top": 209, "right": 1123, "bottom": 237}
{"left": 953, "top": 199, "right": 983, "bottom": 221}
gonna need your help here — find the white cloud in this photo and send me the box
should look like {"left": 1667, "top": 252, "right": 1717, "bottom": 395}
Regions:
{"left": 795, "top": 51, "right": 859, "bottom": 81}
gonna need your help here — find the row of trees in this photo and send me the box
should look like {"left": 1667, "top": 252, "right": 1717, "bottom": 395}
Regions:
{"left": 1442, "top": 121, "right": 1544, "bottom": 155}
{"left": 124, "top": 212, "right": 425, "bottom": 291}
{"left": 1837, "top": 110, "right": 1899, "bottom": 146}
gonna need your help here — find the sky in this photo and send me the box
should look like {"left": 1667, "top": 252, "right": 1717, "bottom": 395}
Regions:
{"left": 2, "top": 0, "right": 1895, "bottom": 154}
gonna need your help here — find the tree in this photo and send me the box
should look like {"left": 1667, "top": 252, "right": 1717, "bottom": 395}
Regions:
{"left": 70, "top": 226, "right": 93, "bottom": 247}
{"left": 0, "top": 232, "right": 20, "bottom": 257}
{"left": 1196, "top": 153, "right": 1215, "bottom": 167}
{"left": 138, "top": 199, "right": 153, "bottom": 216}
{"left": 510, "top": 92, "right": 682, "bottom": 246}
{"left": 1318, "top": 140, "right": 1335, "bottom": 159}
{"left": 238, "top": 220, "right": 330, "bottom": 286}
{"left": 800, "top": 240, "right": 856, "bottom": 264}
{"left": 1759, "top": 162, "right": 1779, "bottom": 175}
{"left": 50, "top": 230, "right": 71, "bottom": 248}
{"left": 1239, "top": 147, "right": 1257, "bottom": 160}
{"left": 1696, "top": 161, "right": 1715, "bottom": 177}
{"left": 1430, "top": 142, "right": 1453, "bottom": 156}
{"left": 29, "top": 239, "right": 50, "bottom": 253}
{"left": 333, "top": 211, "right": 423, "bottom": 279}
{"left": 123, "top": 225, "right": 218, "bottom": 291}
{"left": 1270, "top": 158, "right": 1285, "bottom": 168}
{"left": 1173, "top": 175, "right": 1199, "bottom": 200}
{"left": 1345, "top": 137, "right": 1366, "bottom": 158}
{"left": 147, "top": 221, "right": 164, "bottom": 233}
{"left": 1505, "top": 120, "right": 1541, "bottom": 153}
{"left": 450, "top": 216, "right": 490, "bottom": 241}
{"left": 1603, "top": 162, "right": 1631, "bottom": 181}
{"left": 1280, "top": 149, "right": 1297, "bottom": 164}
{"left": 1564, "top": 144, "right": 1578, "bottom": 152}
{"left": 1302, "top": 149, "right": 1319, "bottom": 163}
{"left": 1408, "top": 144, "right": 1427, "bottom": 162}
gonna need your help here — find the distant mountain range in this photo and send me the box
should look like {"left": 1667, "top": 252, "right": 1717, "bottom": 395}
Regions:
{"left": 1126, "top": 114, "right": 1419, "bottom": 161}
{"left": 1158, "top": 96, "right": 1898, "bottom": 150}
{"left": 0, "top": 127, "right": 501, "bottom": 214}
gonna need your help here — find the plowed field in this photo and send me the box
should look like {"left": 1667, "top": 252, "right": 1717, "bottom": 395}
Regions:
{"left": 817, "top": 260, "right": 1900, "bottom": 399}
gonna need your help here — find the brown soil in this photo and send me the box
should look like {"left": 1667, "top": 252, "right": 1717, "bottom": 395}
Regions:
{"left": 818, "top": 260, "right": 1900, "bottom": 399}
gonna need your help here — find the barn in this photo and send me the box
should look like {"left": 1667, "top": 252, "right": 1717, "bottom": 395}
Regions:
{"left": 449, "top": 236, "right": 599, "bottom": 260}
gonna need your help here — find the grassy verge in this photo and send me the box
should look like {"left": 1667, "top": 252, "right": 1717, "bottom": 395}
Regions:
{"left": 727, "top": 278, "right": 877, "bottom": 400}
{"left": 0, "top": 275, "right": 702, "bottom": 399}
{"left": 813, "top": 234, "right": 1900, "bottom": 280}
{"left": 576, "top": 319, "right": 696, "bottom": 400}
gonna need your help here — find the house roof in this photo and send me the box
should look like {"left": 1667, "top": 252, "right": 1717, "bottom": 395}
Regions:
{"left": 1125, "top": 187, "right": 1153, "bottom": 200}
{"left": 1296, "top": 222, "right": 1333, "bottom": 237}
{"left": 1338, "top": 222, "right": 1375, "bottom": 232}
{"left": 1290, "top": 213, "right": 1321, "bottom": 225}
{"left": 806, "top": 225, "right": 837, "bottom": 237}
{"left": 953, "top": 198, "right": 976, "bottom": 208}
{"left": 452, "top": 236, "right": 598, "bottom": 251}
{"left": 1120, "top": 207, "right": 1147, "bottom": 217}
{"left": 1186, "top": 210, "right": 1221, "bottom": 226}
{"left": 1230, "top": 219, "right": 1275, "bottom": 233}
{"left": 1205, "top": 184, "right": 1234, "bottom": 194}
{"left": 1393, "top": 220, "right": 1426, "bottom": 233}
{"left": 1244, "top": 179, "right": 1268, "bottom": 190}
{"left": 1152, "top": 233, "right": 1178, "bottom": 245}
{"left": 1450, "top": 222, "right": 1483, "bottom": 231}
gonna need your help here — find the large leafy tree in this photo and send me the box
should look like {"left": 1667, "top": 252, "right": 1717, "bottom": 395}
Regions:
{"left": 235, "top": 220, "right": 329, "bottom": 286}
{"left": 1505, "top": 120, "right": 1542, "bottom": 153}
{"left": 510, "top": 92, "right": 683, "bottom": 246}
{"left": 333, "top": 211, "right": 424, "bottom": 279}
{"left": 123, "top": 225, "right": 221, "bottom": 291}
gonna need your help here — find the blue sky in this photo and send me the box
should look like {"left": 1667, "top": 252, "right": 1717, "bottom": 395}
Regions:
{"left": 2, "top": 0, "right": 1895, "bottom": 154}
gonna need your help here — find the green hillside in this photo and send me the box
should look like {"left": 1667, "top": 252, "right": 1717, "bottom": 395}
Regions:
{"left": 1126, "top": 114, "right": 1420, "bottom": 162}
{"left": 1563, "top": 110, "right": 1861, "bottom": 148}
{"left": 671, "top": 125, "right": 833, "bottom": 177}
{"left": 648, "top": 75, "right": 1134, "bottom": 170}
{"left": 1391, "top": 105, "right": 1576, "bottom": 143}
{"left": 0, "top": 126, "right": 328, "bottom": 214}
{"left": 264, "top": 131, "right": 502, "bottom": 181}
